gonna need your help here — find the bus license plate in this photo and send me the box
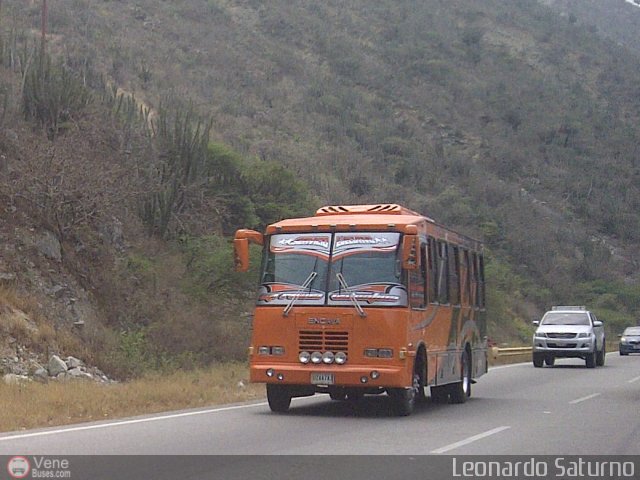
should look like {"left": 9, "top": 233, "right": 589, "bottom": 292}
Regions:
{"left": 311, "top": 373, "right": 335, "bottom": 385}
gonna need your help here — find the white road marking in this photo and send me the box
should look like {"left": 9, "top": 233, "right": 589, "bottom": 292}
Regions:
{"left": 624, "top": 0, "right": 640, "bottom": 9}
{"left": 628, "top": 375, "right": 640, "bottom": 384}
{"left": 489, "top": 363, "right": 529, "bottom": 371}
{"left": 569, "top": 393, "right": 601, "bottom": 405}
{"left": 430, "top": 426, "right": 511, "bottom": 454}
{"left": 0, "top": 401, "right": 269, "bottom": 442}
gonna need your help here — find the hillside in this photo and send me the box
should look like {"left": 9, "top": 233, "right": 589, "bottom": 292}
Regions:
{"left": 543, "top": 0, "right": 640, "bottom": 53}
{"left": 1, "top": 0, "right": 639, "bottom": 378}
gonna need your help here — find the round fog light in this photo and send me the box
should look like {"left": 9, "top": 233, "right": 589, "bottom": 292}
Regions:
{"left": 370, "top": 371, "right": 380, "bottom": 380}
{"left": 266, "top": 369, "right": 275, "bottom": 377}
{"left": 277, "top": 373, "right": 284, "bottom": 381}
{"left": 360, "top": 376, "right": 368, "bottom": 384}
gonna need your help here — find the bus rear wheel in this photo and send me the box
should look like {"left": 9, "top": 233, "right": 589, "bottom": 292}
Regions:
{"left": 449, "top": 349, "right": 471, "bottom": 404}
{"left": 267, "top": 384, "right": 292, "bottom": 413}
{"left": 329, "top": 388, "right": 347, "bottom": 401}
{"left": 430, "top": 385, "right": 449, "bottom": 403}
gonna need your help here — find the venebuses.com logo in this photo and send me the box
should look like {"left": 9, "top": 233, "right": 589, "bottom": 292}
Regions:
{"left": 7, "top": 456, "right": 30, "bottom": 479}
{"left": 6, "top": 456, "right": 72, "bottom": 479}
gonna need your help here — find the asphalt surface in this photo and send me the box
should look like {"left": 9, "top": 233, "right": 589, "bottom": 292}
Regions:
{"left": 1, "top": 353, "right": 638, "bottom": 478}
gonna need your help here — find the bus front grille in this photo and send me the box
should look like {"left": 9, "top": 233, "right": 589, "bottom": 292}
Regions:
{"left": 299, "top": 330, "right": 349, "bottom": 353}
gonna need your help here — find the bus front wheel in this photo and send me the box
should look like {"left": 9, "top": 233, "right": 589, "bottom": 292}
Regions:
{"left": 389, "top": 386, "right": 415, "bottom": 416}
{"left": 267, "top": 384, "right": 292, "bottom": 413}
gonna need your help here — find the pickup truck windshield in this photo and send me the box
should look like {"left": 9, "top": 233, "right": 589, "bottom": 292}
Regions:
{"left": 541, "top": 312, "right": 591, "bottom": 326}
{"left": 257, "top": 232, "right": 407, "bottom": 307}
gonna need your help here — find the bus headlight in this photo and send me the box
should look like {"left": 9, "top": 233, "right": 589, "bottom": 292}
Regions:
{"left": 310, "top": 351, "right": 323, "bottom": 364}
{"left": 322, "top": 351, "right": 335, "bottom": 364}
{"left": 299, "top": 351, "right": 311, "bottom": 364}
{"left": 335, "top": 352, "right": 347, "bottom": 364}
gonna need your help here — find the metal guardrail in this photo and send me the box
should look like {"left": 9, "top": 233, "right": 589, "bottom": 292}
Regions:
{"left": 491, "top": 346, "right": 532, "bottom": 359}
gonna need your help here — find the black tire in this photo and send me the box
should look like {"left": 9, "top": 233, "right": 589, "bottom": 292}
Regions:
{"left": 390, "top": 355, "right": 427, "bottom": 415}
{"left": 533, "top": 352, "right": 544, "bottom": 368}
{"left": 329, "top": 388, "right": 347, "bottom": 401}
{"left": 430, "top": 385, "right": 449, "bottom": 404}
{"left": 449, "top": 349, "right": 471, "bottom": 404}
{"left": 415, "top": 352, "right": 428, "bottom": 403}
{"left": 267, "top": 384, "right": 292, "bottom": 413}
{"left": 345, "top": 391, "right": 363, "bottom": 402}
{"left": 389, "top": 386, "right": 415, "bottom": 416}
{"left": 585, "top": 348, "right": 596, "bottom": 368}
{"left": 545, "top": 355, "right": 555, "bottom": 366}
{"left": 620, "top": 350, "right": 628, "bottom": 356}
{"left": 596, "top": 341, "right": 605, "bottom": 366}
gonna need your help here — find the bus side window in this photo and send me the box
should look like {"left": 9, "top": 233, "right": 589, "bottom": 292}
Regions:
{"left": 471, "top": 252, "right": 479, "bottom": 308}
{"left": 409, "top": 243, "right": 426, "bottom": 309}
{"left": 437, "top": 241, "right": 449, "bottom": 304}
{"left": 463, "top": 249, "right": 472, "bottom": 306}
{"left": 427, "top": 237, "right": 438, "bottom": 304}
{"left": 478, "top": 254, "right": 486, "bottom": 308}
{"left": 449, "top": 245, "right": 460, "bottom": 306}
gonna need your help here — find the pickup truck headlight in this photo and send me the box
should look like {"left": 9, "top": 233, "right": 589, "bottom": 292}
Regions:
{"left": 535, "top": 332, "right": 547, "bottom": 338}
{"left": 578, "top": 333, "right": 591, "bottom": 338}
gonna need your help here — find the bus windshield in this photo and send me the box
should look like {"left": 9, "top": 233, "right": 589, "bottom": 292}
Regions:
{"left": 257, "top": 232, "right": 407, "bottom": 307}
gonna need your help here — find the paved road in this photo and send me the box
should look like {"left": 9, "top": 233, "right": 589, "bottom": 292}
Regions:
{"left": 1, "top": 353, "right": 639, "bottom": 480}
{"left": 1, "top": 353, "right": 638, "bottom": 457}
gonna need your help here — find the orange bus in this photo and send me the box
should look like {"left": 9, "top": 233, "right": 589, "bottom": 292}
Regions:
{"left": 234, "top": 204, "right": 487, "bottom": 416}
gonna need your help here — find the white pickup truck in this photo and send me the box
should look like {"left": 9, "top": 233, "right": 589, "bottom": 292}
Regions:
{"left": 532, "top": 306, "right": 605, "bottom": 368}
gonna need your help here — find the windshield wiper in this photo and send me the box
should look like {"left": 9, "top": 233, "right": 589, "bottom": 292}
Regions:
{"left": 283, "top": 271, "right": 318, "bottom": 317}
{"left": 336, "top": 272, "right": 366, "bottom": 317}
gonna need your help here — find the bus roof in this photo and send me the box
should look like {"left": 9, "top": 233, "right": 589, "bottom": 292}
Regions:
{"left": 265, "top": 204, "right": 482, "bottom": 249}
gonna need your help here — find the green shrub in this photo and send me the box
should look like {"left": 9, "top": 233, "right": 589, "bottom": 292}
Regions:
{"left": 179, "top": 234, "right": 260, "bottom": 301}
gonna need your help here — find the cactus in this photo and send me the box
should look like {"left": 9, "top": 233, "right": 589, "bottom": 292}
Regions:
{"left": 22, "top": 47, "right": 90, "bottom": 140}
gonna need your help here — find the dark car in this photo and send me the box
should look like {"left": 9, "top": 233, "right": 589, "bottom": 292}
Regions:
{"left": 619, "top": 326, "right": 640, "bottom": 355}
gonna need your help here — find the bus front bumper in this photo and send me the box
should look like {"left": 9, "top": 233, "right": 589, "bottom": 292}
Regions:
{"left": 250, "top": 363, "right": 410, "bottom": 388}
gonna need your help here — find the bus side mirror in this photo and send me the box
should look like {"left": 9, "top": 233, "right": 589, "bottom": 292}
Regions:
{"left": 234, "top": 229, "right": 263, "bottom": 272}
{"left": 234, "top": 239, "right": 250, "bottom": 272}
{"left": 401, "top": 234, "right": 420, "bottom": 270}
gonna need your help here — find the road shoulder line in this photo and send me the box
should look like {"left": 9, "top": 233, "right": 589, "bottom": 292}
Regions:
{"left": 568, "top": 393, "right": 601, "bottom": 404}
{"left": 0, "top": 401, "right": 269, "bottom": 442}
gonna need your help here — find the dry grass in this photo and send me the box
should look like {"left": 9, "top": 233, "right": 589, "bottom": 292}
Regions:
{"left": 0, "top": 363, "right": 264, "bottom": 433}
{"left": 0, "top": 353, "right": 532, "bottom": 433}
